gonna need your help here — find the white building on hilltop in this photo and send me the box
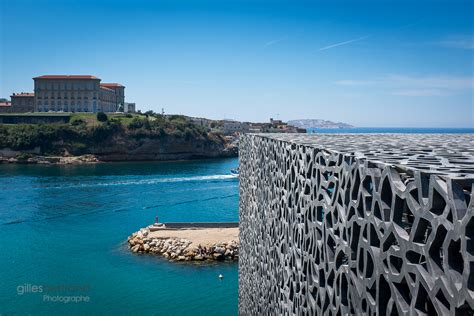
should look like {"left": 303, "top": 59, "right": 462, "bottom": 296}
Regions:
{"left": 33, "top": 75, "right": 125, "bottom": 113}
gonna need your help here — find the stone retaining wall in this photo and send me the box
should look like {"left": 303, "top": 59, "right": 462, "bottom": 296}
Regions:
{"left": 238, "top": 133, "right": 474, "bottom": 315}
{"left": 164, "top": 222, "right": 239, "bottom": 229}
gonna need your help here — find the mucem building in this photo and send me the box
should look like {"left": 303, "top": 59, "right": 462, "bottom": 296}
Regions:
{"left": 238, "top": 133, "right": 474, "bottom": 315}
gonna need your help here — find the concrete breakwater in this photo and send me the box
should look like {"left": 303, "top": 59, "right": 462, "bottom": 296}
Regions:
{"left": 127, "top": 222, "right": 239, "bottom": 261}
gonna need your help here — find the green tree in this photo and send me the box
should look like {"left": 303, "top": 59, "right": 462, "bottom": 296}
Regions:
{"left": 97, "top": 112, "right": 108, "bottom": 122}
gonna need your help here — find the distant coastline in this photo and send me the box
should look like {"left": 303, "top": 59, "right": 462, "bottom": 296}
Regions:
{"left": 2, "top": 111, "right": 473, "bottom": 165}
{"left": 0, "top": 113, "right": 311, "bottom": 164}
{"left": 287, "top": 119, "right": 354, "bottom": 129}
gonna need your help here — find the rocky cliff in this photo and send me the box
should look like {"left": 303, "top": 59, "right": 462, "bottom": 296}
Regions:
{"left": 88, "top": 135, "right": 237, "bottom": 161}
{"left": 0, "top": 114, "right": 238, "bottom": 163}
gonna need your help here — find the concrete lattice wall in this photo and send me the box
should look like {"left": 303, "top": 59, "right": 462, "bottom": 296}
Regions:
{"left": 238, "top": 134, "right": 474, "bottom": 315}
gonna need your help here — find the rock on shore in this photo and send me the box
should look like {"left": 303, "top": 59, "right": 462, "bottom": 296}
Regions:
{"left": 127, "top": 226, "right": 239, "bottom": 262}
{"left": 0, "top": 154, "right": 99, "bottom": 164}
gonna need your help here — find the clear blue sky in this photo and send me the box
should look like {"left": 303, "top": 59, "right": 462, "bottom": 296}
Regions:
{"left": 1, "top": 0, "right": 473, "bottom": 127}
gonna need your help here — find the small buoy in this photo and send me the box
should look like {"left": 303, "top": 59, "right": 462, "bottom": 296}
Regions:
{"left": 218, "top": 274, "right": 224, "bottom": 279}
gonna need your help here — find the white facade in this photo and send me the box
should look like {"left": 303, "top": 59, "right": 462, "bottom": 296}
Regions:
{"left": 124, "top": 102, "right": 136, "bottom": 113}
{"left": 221, "top": 120, "right": 250, "bottom": 134}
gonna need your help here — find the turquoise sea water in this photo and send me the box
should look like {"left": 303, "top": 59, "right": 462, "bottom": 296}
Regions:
{"left": 0, "top": 158, "right": 239, "bottom": 315}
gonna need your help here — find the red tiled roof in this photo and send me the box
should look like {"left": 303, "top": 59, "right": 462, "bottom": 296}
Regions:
{"left": 101, "top": 83, "right": 124, "bottom": 88}
{"left": 11, "top": 93, "right": 34, "bottom": 97}
{"left": 33, "top": 75, "right": 100, "bottom": 80}
{"left": 100, "top": 86, "right": 115, "bottom": 92}
{"left": 0, "top": 102, "right": 11, "bottom": 107}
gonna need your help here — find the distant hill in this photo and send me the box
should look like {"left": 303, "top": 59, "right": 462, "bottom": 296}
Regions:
{"left": 287, "top": 119, "right": 354, "bottom": 129}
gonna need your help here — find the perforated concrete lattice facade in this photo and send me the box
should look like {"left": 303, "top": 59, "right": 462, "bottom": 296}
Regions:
{"left": 238, "top": 134, "right": 474, "bottom": 315}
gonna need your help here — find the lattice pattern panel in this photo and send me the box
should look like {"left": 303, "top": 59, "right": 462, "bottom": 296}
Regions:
{"left": 238, "top": 134, "right": 474, "bottom": 315}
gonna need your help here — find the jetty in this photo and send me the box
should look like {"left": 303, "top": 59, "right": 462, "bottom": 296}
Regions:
{"left": 127, "top": 222, "right": 239, "bottom": 261}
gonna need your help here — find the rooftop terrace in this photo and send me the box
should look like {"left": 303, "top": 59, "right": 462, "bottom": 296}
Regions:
{"left": 254, "top": 133, "right": 474, "bottom": 178}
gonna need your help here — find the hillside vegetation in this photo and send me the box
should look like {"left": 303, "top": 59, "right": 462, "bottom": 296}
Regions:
{"left": 0, "top": 113, "right": 231, "bottom": 160}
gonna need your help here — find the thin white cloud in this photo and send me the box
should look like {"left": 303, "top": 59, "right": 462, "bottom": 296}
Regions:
{"left": 392, "top": 89, "right": 450, "bottom": 97}
{"left": 334, "top": 74, "right": 473, "bottom": 97}
{"left": 436, "top": 35, "right": 474, "bottom": 50}
{"left": 388, "top": 75, "right": 474, "bottom": 90}
{"left": 318, "top": 35, "right": 371, "bottom": 51}
{"left": 264, "top": 36, "right": 287, "bottom": 48}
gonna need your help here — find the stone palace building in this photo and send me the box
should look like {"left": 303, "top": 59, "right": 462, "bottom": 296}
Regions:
{"left": 34, "top": 75, "right": 125, "bottom": 112}
{"left": 0, "top": 75, "right": 127, "bottom": 113}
